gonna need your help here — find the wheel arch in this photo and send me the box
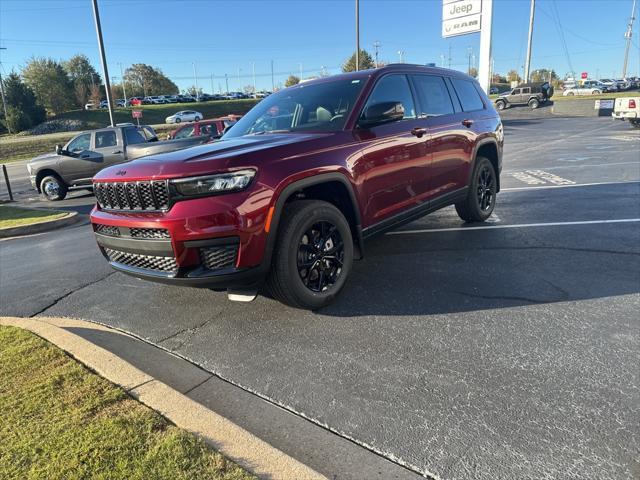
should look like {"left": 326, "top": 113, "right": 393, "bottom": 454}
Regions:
{"left": 35, "top": 168, "right": 65, "bottom": 193}
{"left": 266, "top": 173, "right": 364, "bottom": 263}
{"left": 471, "top": 139, "right": 501, "bottom": 192}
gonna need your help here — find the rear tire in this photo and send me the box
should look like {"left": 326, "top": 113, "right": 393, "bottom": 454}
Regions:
{"left": 528, "top": 98, "right": 540, "bottom": 109}
{"left": 175, "top": 118, "right": 181, "bottom": 123}
{"left": 194, "top": 116, "right": 201, "bottom": 122}
{"left": 40, "top": 175, "right": 68, "bottom": 201}
{"left": 630, "top": 119, "right": 640, "bottom": 129}
{"left": 455, "top": 156, "right": 497, "bottom": 223}
{"left": 266, "top": 200, "right": 353, "bottom": 310}
{"left": 495, "top": 100, "right": 506, "bottom": 111}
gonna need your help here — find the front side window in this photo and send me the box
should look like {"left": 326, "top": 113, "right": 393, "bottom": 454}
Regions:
{"left": 174, "top": 126, "right": 195, "bottom": 139}
{"left": 225, "top": 78, "right": 365, "bottom": 137}
{"left": 451, "top": 78, "right": 485, "bottom": 111}
{"left": 95, "top": 130, "right": 117, "bottom": 148}
{"left": 67, "top": 133, "right": 91, "bottom": 153}
{"left": 363, "top": 74, "right": 416, "bottom": 120}
{"left": 411, "top": 75, "right": 454, "bottom": 117}
{"left": 124, "top": 128, "right": 146, "bottom": 145}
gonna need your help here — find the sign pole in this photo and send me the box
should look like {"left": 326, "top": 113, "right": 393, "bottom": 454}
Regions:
{"left": 523, "top": 0, "right": 535, "bottom": 83}
{"left": 478, "top": 0, "right": 493, "bottom": 94}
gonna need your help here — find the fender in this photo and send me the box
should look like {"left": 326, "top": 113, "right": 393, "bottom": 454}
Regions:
{"left": 262, "top": 172, "right": 365, "bottom": 267}
{"left": 469, "top": 136, "right": 501, "bottom": 191}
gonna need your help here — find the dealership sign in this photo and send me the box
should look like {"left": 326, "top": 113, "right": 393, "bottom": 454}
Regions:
{"left": 442, "top": 0, "right": 482, "bottom": 38}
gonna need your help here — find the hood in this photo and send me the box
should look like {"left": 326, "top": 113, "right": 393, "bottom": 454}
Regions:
{"left": 94, "top": 132, "right": 332, "bottom": 182}
{"left": 28, "top": 151, "right": 61, "bottom": 165}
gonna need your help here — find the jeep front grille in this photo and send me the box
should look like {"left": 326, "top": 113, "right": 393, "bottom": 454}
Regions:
{"left": 129, "top": 227, "right": 170, "bottom": 239}
{"left": 199, "top": 245, "right": 237, "bottom": 271}
{"left": 104, "top": 247, "right": 177, "bottom": 273}
{"left": 94, "top": 224, "right": 120, "bottom": 237}
{"left": 94, "top": 181, "right": 170, "bottom": 212}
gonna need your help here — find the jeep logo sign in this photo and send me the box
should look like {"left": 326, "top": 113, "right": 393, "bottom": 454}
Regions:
{"left": 442, "top": 0, "right": 482, "bottom": 38}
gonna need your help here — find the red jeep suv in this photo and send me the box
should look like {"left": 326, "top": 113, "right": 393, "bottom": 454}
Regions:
{"left": 90, "top": 65, "right": 503, "bottom": 309}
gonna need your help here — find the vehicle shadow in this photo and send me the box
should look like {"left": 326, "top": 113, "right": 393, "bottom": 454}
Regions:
{"left": 317, "top": 220, "right": 640, "bottom": 318}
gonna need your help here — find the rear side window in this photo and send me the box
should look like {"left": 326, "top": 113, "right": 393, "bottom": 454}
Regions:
{"left": 411, "top": 75, "right": 454, "bottom": 117}
{"left": 364, "top": 74, "right": 416, "bottom": 120}
{"left": 451, "top": 78, "right": 485, "bottom": 111}
{"left": 124, "top": 128, "right": 146, "bottom": 145}
{"left": 95, "top": 130, "right": 117, "bottom": 148}
{"left": 174, "top": 125, "right": 195, "bottom": 139}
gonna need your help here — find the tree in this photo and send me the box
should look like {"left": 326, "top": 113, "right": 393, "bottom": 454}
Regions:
{"left": 22, "top": 57, "right": 75, "bottom": 115}
{"left": 506, "top": 70, "right": 521, "bottom": 83}
{"left": 123, "top": 64, "right": 178, "bottom": 97}
{"left": 284, "top": 75, "right": 300, "bottom": 87}
{"left": 530, "top": 68, "right": 558, "bottom": 83}
{"left": 342, "top": 49, "right": 375, "bottom": 73}
{"left": 110, "top": 83, "right": 124, "bottom": 101}
{"left": 89, "top": 85, "right": 102, "bottom": 107}
{"left": 243, "top": 84, "right": 255, "bottom": 95}
{"left": 185, "top": 85, "right": 203, "bottom": 97}
{"left": 492, "top": 73, "right": 507, "bottom": 84}
{"left": 469, "top": 67, "right": 478, "bottom": 78}
{"left": 0, "top": 72, "right": 46, "bottom": 132}
{"left": 62, "top": 54, "right": 101, "bottom": 106}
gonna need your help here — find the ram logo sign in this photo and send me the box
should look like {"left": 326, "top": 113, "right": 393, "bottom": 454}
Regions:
{"left": 442, "top": 0, "right": 482, "bottom": 38}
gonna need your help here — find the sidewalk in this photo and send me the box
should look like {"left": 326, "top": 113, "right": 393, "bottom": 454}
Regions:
{"left": 0, "top": 316, "right": 421, "bottom": 480}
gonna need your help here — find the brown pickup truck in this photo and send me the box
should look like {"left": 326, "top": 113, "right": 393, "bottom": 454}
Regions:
{"left": 27, "top": 124, "right": 210, "bottom": 200}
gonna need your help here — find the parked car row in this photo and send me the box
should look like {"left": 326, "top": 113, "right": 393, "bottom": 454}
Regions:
{"left": 562, "top": 78, "right": 640, "bottom": 92}
{"left": 85, "top": 91, "right": 270, "bottom": 110}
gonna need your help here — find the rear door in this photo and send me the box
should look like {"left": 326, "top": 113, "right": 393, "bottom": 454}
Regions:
{"left": 409, "top": 74, "right": 462, "bottom": 201}
{"left": 355, "top": 73, "right": 431, "bottom": 226}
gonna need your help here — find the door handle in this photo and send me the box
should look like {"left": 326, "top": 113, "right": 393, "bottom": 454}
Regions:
{"left": 112, "top": 150, "right": 123, "bottom": 154}
{"left": 410, "top": 127, "right": 427, "bottom": 138}
{"left": 80, "top": 154, "right": 90, "bottom": 158}
{"left": 462, "top": 119, "right": 474, "bottom": 128}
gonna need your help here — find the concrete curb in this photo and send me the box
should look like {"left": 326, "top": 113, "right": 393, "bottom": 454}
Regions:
{"left": 0, "top": 316, "right": 328, "bottom": 480}
{"left": 0, "top": 209, "right": 79, "bottom": 238}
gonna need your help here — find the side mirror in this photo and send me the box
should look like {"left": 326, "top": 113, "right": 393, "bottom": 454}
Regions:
{"left": 55, "top": 144, "right": 63, "bottom": 155}
{"left": 166, "top": 134, "right": 171, "bottom": 140}
{"left": 359, "top": 101, "right": 405, "bottom": 127}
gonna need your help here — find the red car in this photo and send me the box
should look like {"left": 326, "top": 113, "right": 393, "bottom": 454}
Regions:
{"left": 166, "top": 116, "right": 241, "bottom": 140}
{"left": 91, "top": 65, "right": 503, "bottom": 309}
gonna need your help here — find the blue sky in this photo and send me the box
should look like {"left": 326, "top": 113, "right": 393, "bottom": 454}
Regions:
{"left": 1, "top": 0, "right": 638, "bottom": 93}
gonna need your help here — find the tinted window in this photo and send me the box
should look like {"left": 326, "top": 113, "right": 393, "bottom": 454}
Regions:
{"left": 522, "top": 87, "right": 531, "bottom": 94}
{"left": 226, "top": 79, "right": 365, "bottom": 136}
{"left": 174, "top": 125, "right": 195, "bottom": 139}
{"left": 95, "top": 130, "right": 117, "bottom": 148}
{"left": 67, "top": 133, "right": 91, "bottom": 153}
{"left": 411, "top": 75, "right": 454, "bottom": 117}
{"left": 124, "top": 128, "right": 146, "bottom": 145}
{"left": 364, "top": 74, "right": 416, "bottom": 120}
{"left": 451, "top": 78, "right": 485, "bottom": 111}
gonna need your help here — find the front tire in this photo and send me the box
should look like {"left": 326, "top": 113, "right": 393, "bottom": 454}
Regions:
{"left": 266, "top": 200, "right": 353, "bottom": 310}
{"left": 528, "top": 98, "right": 540, "bottom": 109}
{"left": 40, "top": 175, "right": 68, "bottom": 201}
{"left": 194, "top": 116, "right": 201, "bottom": 122}
{"left": 175, "top": 118, "right": 181, "bottom": 123}
{"left": 455, "top": 156, "right": 497, "bottom": 223}
{"left": 495, "top": 100, "right": 506, "bottom": 111}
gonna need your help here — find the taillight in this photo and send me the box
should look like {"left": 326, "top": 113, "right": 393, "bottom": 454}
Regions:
{"left": 630, "top": 99, "right": 637, "bottom": 109}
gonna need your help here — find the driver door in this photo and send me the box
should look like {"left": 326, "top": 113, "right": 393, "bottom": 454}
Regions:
{"left": 58, "top": 132, "right": 94, "bottom": 185}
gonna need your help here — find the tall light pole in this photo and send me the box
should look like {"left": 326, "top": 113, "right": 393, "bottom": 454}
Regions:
{"left": 192, "top": 62, "right": 199, "bottom": 100}
{"left": 91, "top": 0, "right": 114, "bottom": 126}
{"left": 252, "top": 63, "right": 256, "bottom": 94}
{"left": 210, "top": 73, "right": 214, "bottom": 95}
{"left": 270, "top": 60, "right": 274, "bottom": 91}
{"left": 355, "top": 0, "right": 360, "bottom": 71}
{"left": 373, "top": 41, "right": 381, "bottom": 68}
{"left": 237, "top": 67, "right": 242, "bottom": 91}
{"left": 524, "top": 0, "right": 536, "bottom": 82}
{"left": 298, "top": 63, "right": 303, "bottom": 79}
{"left": 118, "top": 63, "right": 127, "bottom": 104}
{"left": 225, "top": 73, "right": 229, "bottom": 95}
{"left": 397, "top": 50, "right": 405, "bottom": 63}
{"left": 0, "top": 47, "right": 10, "bottom": 133}
{"left": 622, "top": 0, "right": 637, "bottom": 79}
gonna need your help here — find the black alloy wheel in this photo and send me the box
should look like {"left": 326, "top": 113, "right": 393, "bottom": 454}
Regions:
{"left": 297, "top": 221, "right": 345, "bottom": 293}
{"left": 476, "top": 163, "right": 495, "bottom": 212}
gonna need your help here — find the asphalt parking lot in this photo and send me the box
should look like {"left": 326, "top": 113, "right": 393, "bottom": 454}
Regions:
{"left": 1, "top": 114, "right": 639, "bottom": 479}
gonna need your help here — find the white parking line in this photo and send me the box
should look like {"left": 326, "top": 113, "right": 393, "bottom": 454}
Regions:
{"left": 387, "top": 218, "right": 640, "bottom": 235}
{"left": 501, "top": 180, "right": 640, "bottom": 192}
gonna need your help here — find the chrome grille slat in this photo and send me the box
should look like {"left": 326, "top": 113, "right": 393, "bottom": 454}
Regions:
{"left": 94, "top": 180, "right": 169, "bottom": 212}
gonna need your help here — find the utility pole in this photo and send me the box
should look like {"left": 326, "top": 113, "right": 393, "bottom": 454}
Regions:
{"left": 524, "top": 0, "right": 535, "bottom": 82}
{"left": 478, "top": 0, "right": 494, "bottom": 93}
{"left": 118, "top": 63, "right": 127, "bottom": 104}
{"left": 622, "top": 0, "right": 637, "bottom": 79}
{"left": 237, "top": 67, "right": 242, "bottom": 91}
{"left": 270, "top": 60, "right": 274, "bottom": 91}
{"left": 0, "top": 47, "right": 10, "bottom": 134}
{"left": 210, "top": 73, "right": 214, "bottom": 95}
{"left": 225, "top": 74, "right": 229, "bottom": 95}
{"left": 91, "top": 0, "right": 114, "bottom": 126}
{"left": 467, "top": 47, "right": 473, "bottom": 75}
{"left": 298, "top": 63, "right": 303, "bottom": 80}
{"left": 252, "top": 63, "right": 256, "bottom": 94}
{"left": 373, "top": 41, "right": 381, "bottom": 68}
{"left": 397, "top": 50, "right": 405, "bottom": 63}
{"left": 192, "top": 62, "right": 199, "bottom": 100}
{"left": 355, "top": 0, "right": 360, "bottom": 70}
{"left": 440, "top": 54, "right": 445, "bottom": 68}
{"left": 448, "top": 43, "right": 452, "bottom": 68}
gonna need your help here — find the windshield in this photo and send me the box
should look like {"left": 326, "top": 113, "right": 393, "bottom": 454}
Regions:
{"left": 224, "top": 78, "right": 365, "bottom": 137}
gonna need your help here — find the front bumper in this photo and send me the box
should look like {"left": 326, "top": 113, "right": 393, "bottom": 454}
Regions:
{"left": 90, "top": 189, "right": 272, "bottom": 289}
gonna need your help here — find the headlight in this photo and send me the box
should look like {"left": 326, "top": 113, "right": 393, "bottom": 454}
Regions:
{"left": 26, "top": 163, "right": 32, "bottom": 174}
{"left": 171, "top": 169, "right": 256, "bottom": 197}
